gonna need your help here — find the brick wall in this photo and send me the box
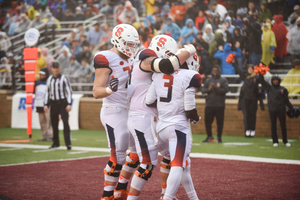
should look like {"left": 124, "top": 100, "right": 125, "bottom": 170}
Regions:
{"left": 1, "top": 91, "right": 299, "bottom": 139}
{"left": 0, "top": 91, "right": 12, "bottom": 127}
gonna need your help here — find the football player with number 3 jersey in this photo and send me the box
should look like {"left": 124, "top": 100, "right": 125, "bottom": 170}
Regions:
{"left": 145, "top": 49, "right": 202, "bottom": 200}
{"left": 114, "top": 35, "right": 197, "bottom": 200}
{"left": 93, "top": 24, "right": 140, "bottom": 200}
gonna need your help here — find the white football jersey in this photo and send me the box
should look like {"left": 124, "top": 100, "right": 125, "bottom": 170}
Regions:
{"left": 128, "top": 48, "right": 158, "bottom": 116}
{"left": 151, "top": 69, "right": 202, "bottom": 132}
{"left": 93, "top": 50, "right": 134, "bottom": 108}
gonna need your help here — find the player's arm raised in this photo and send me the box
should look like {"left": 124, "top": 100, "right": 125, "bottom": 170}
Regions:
{"left": 140, "top": 44, "right": 196, "bottom": 74}
{"left": 93, "top": 68, "right": 118, "bottom": 98}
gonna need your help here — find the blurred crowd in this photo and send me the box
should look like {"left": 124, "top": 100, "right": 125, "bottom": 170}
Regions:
{"left": 0, "top": 0, "right": 300, "bottom": 95}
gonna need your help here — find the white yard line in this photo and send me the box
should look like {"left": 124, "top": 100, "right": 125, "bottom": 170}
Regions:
{"left": 0, "top": 143, "right": 300, "bottom": 166}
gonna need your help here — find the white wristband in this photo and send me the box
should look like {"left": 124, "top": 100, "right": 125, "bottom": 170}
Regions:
{"left": 106, "top": 87, "right": 113, "bottom": 94}
{"left": 183, "top": 45, "right": 196, "bottom": 56}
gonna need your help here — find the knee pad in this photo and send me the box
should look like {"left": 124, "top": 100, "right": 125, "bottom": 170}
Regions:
{"left": 134, "top": 164, "right": 154, "bottom": 181}
{"left": 122, "top": 152, "right": 140, "bottom": 173}
{"left": 160, "top": 156, "right": 171, "bottom": 173}
{"left": 104, "top": 160, "right": 123, "bottom": 178}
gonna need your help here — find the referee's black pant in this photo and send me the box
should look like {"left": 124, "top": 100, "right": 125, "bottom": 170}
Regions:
{"left": 50, "top": 100, "right": 71, "bottom": 147}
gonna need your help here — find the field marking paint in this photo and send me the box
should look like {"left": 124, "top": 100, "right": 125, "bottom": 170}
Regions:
{"left": 189, "top": 153, "right": 300, "bottom": 165}
{"left": 266, "top": 139, "right": 295, "bottom": 142}
{"left": 33, "top": 149, "right": 58, "bottom": 153}
{"left": 0, "top": 147, "right": 22, "bottom": 151}
{"left": 67, "top": 151, "right": 90, "bottom": 155}
{"left": 223, "top": 143, "right": 253, "bottom": 146}
{"left": 1, "top": 143, "right": 300, "bottom": 166}
{"left": 192, "top": 143, "right": 201, "bottom": 146}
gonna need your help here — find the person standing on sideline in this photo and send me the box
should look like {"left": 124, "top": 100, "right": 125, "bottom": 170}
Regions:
{"left": 92, "top": 24, "right": 140, "bottom": 200}
{"left": 44, "top": 61, "right": 72, "bottom": 150}
{"left": 201, "top": 66, "right": 228, "bottom": 143}
{"left": 259, "top": 74, "right": 294, "bottom": 147}
{"left": 35, "top": 67, "right": 53, "bottom": 141}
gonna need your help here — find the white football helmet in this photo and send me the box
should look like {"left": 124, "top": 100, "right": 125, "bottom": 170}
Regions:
{"left": 176, "top": 48, "right": 200, "bottom": 72}
{"left": 148, "top": 35, "right": 177, "bottom": 59}
{"left": 111, "top": 24, "right": 140, "bottom": 58}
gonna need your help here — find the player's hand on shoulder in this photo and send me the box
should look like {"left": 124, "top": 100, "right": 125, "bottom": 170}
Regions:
{"left": 183, "top": 44, "right": 196, "bottom": 56}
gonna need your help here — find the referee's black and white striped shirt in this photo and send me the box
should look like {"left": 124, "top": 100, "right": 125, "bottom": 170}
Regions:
{"left": 44, "top": 74, "right": 72, "bottom": 106}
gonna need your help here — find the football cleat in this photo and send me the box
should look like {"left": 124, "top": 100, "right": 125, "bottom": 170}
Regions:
{"left": 202, "top": 137, "right": 215, "bottom": 143}
{"left": 160, "top": 193, "right": 179, "bottom": 200}
{"left": 114, "top": 189, "right": 128, "bottom": 200}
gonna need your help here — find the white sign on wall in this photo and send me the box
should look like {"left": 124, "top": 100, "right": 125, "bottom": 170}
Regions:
{"left": 11, "top": 93, "right": 83, "bottom": 130}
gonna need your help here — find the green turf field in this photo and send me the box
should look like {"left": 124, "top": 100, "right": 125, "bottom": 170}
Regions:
{"left": 0, "top": 128, "right": 299, "bottom": 166}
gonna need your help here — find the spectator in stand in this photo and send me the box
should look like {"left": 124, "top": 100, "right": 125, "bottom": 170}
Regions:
{"left": 243, "top": 17, "right": 262, "bottom": 66}
{"left": 64, "top": 9, "right": 75, "bottom": 28}
{"left": 179, "top": 18, "right": 198, "bottom": 45}
{"left": 209, "top": 30, "right": 225, "bottom": 64}
{"left": 261, "top": 23, "right": 276, "bottom": 66}
{"left": 115, "top": 4, "right": 124, "bottom": 25}
{"left": 29, "top": 13, "right": 44, "bottom": 28}
{"left": 99, "top": 0, "right": 113, "bottom": 14}
{"left": 259, "top": 74, "right": 294, "bottom": 147}
{"left": 161, "top": 17, "right": 182, "bottom": 42}
{"left": 14, "top": 13, "right": 31, "bottom": 34}
{"left": 201, "top": 66, "right": 228, "bottom": 143}
{"left": 170, "top": 0, "right": 188, "bottom": 28}
{"left": 288, "top": 5, "right": 300, "bottom": 25}
{"left": 27, "top": 5, "right": 39, "bottom": 21}
{"left": 56, "top": 0, "right": 67, "bottom": 11}
{"left": 79, "top": 35, "right": 89, "bottom": 48}
{"left": 144, "top": 0, "right": 156, "bottom": 15}
{"left": 43, "top": 13, "right": 61, "bottom": 29}
{"left": 229, "top": 27, "right": 247, "bottom": 71}
{"left": 6, "top": 8, "right": 21, "bottom": 35}
{"left": 195, "top": 10, "right": 206, "bottom": 31}
{"left": 211, "top": 15, "right": 221, "bottom": 33}
{"left": 42, "top": 48, "right": 54, "bottom": 74}
{"left": 39, "top": 5, "right": 51, "bottom": 19}
{"left": 154, "top": 14, "right": 164, "bottom": 32}
{"left": 70, "top": 40, "right": 83, "bottom": 60}
{"left": 118, "top": 1, "right": 139, "bottom": 24}
{"left": 193, "top": 31, "right": 209, "bottom": 51}
{"left": 19, "top": 1, "right": 30, "bottom": 13}
{"left": 0, "top": 57, "right": 10, "bottom": 89}
{"left": 36, "top": 48, "right": 47, "bottom": 80}
{"left": 185, "top": 0, "right": 199, "bottom": 22}
{"left": 8, "top": 1, "right": 19, "bottom": 16}
{"left": 211, "top": 1, "right": 227, "bottom": 22}
{"left": 246, "top": 1, "right": 258, "bottom": 21}
{"left": 74, "top": 6, "right": 85, "bottom": 21}
{"left": 202, "top": 23, "right": 214, "bottom": 44}
{"left": 66, "top": 29, "right": 78, "bottom": 46}
{"left": 233, "top": 62, "right": 260, "bottom": 137}
{"left": 84, "top": 7, "right": 96, "bottom": 19}
{"left": 55, "top": 6, "right": 65, "bottom": 21}
{"left": 195, "top": 45, "right": 213, "bottom": 78}
{"left": 86, "top": 0, "right": 98, "bottom": 14}
{"left": 76, "top": 25, "right": 87, "bottom": 40}
{"left": 258, "top": 3, "right": 272, "bottom": 23}
{"left": 79, "top": 44, "right": 92, "bottom": 63}
{"left": 271, "top": 15, "right": 288, "bottom": 63}
{"left": 0, "top": 32, "right": 11, "bottom": 52}
{"left": 66, "top": 54, "right": 81, "bottom": 90}
{"left": 57, "top": 45, "right": 71, "bottom": 74}
{"left": 34, "top": 68, "right": 53, "bottom": 142}
{"left": 281, "top": 59, "right": 300, "bottom": 98}
{"left": 197, "top": 0, "right": 209, "bottom": 12}
{"left": 161, "top": 4, "right": 170, "bottom": 17}
{"left": 214, "top": 42, "right": 241, "bottom": 75}
{"left": 235, "top": 14, "right": 244, "bottom": 29}
{"left": 76, "top": 58, "right": 93, "bottom": 91}
{"left": 87, "top": 23, "right": 103, "bottom": 48}
{"left": 96, "top": 23, "right": 113, "bottom": 51}
{"left": 223, "top": 16, "right": 235, "bottom": 35}
{"left": 287, "top": 17, "right": 300, "bottom": 60}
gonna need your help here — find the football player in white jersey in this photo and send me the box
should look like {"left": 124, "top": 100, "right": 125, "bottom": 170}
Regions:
{"left": 93, "top": 24, "right": 140, "bottom": 200}
{"left": 145, "top": 49, "right": 202, "bottom": 200}
{"left": 113, "top": 35, "right": 197, "bottom": 200}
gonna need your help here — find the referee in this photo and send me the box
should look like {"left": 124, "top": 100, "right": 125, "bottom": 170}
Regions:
{"left": 44, "top": 61, "right": 72, "bottom": 150}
